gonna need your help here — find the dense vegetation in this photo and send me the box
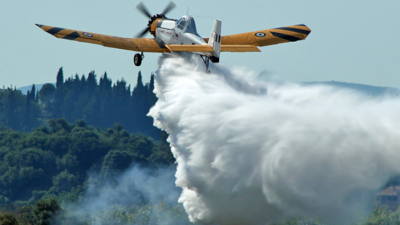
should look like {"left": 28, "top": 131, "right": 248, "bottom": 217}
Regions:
{"left": 0, "top": 67, "right": 159, "bottom": 138}
{"left": 0, "top": 118, "right": 173, "bottom": 206}
{"left": 0, "top": 119, "right": 179, "bottom": 224}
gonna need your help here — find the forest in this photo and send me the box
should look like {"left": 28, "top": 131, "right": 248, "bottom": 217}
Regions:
{"left": 0, "top": 67, "right": 159, "bottom": 139}
{"left": 1, "top": 68, "right": 400, "bottom": 225}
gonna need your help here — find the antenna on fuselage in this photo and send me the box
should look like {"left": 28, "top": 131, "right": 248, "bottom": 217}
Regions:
{"left": 187, "top": 7, "right": 190, "bottom": 15}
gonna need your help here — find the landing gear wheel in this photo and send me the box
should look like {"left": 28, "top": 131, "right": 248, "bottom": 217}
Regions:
{"left": 134, "top": 53, "right": 142, "bottom": 66}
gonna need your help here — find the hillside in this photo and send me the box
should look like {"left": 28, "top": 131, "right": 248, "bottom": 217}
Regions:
{"left": 304, "top": 81, "right": 400, "bottom": 96}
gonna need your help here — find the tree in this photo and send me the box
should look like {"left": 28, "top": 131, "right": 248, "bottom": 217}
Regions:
{"left": 5, "top": 90, "right": 18, "bottom": 130}
{"left": 19, "top": 198, "right": 62, "bottom": 225}
{"left": 0, "top": 211, "right": 18, "bottom": 225}
{"left": 29, "top": 84, "right": 36, "bottom": 102}
{"left": 56, "top": 67, "right": 64, "bottom": 90}
{"left": 101, "top": 149, "right": 138, "bottom": 177}
{"left": 38, "top": 83, "right": 56, "bottom": 105}
{"left": 24, "top": 92, "right": 32, "bottom": 130}
{"left": 52, "top": 170, "right": 78, "bottom": 192}
{"left": 52, "top": 67, "right": 65, "bottom": 118}
{"left": 148, "top": 74, "right": 158, "bottom": 107}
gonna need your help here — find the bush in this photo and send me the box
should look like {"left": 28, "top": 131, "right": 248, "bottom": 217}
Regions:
{"left": 0, "top": 211, "right": 18, "bottom": 225}
{"left": 19, "top": 198, "right": 62, "bottom": 225}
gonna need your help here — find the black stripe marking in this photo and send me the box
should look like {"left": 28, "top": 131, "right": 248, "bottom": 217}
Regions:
{"left": 46, "top": 27, "right": 65, "bottom": 35}
{"left": 62, "top": 31, "right": 80, "bottom": 40}
{"left": 35, "top": 24, "right": 44, "bottom": 28}
{"left": 295, "top": 24, "right": 306, "bottom": 26}
{"left": 271, "top": 32, "right": 302, "bottom": 42}
{"left": 275, "top": 27, "right": 311, "bottom": 35}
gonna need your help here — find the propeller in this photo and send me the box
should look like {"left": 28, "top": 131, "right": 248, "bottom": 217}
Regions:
{"left": 136, "top": 27, "right": 150, "bottom": 38}
{"left": 136, "top": 2, "right": 152, "bottom": 18}
{"left": 134, "top": 1, "right": 176, "bottom": 38}
{"left": 161, "top": 1, "right": 176, "bottom": 15}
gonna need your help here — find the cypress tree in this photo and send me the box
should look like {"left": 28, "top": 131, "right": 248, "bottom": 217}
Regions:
{"left": 56, "top": 67, "right": 64, "bottom": 90}
{"left": 134, "top": 71, "right": 144, "bottom": 96}
{"left": 148, "top": 74, "right": 157, "bottom": 106}
{"left": 6, "top": 90, "right": 18, "bottom": 129}
{"left": 86, "top": 71, "right": 97, "bottom": 96}
{"left": 29, "top": 84, "right": 36, "bottom": 101}
{"left": 53, "top": 67, "right": 65, "bottom": 118}
{"left": 25, "top": 92, "right": 32, "bottom": 130}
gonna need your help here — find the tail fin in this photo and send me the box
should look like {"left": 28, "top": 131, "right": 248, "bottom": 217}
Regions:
{"left": 208, "top": 19, "right": 221, "bottom": 63}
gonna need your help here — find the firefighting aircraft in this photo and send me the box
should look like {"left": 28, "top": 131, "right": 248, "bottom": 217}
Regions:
{"left": 35, "top": 2, "right": 311, "bottom": 73}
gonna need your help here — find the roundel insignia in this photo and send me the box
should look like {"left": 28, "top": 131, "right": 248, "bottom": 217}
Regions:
{"left": 255, "top": 32, "right": 266, "bottom": 37}
{"left": 83, "top": 32, "right": 93, "bottom": 37}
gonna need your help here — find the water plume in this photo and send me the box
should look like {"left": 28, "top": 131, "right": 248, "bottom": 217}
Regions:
{"left": 148, "top": 53, "right": 400, "bottom": 224}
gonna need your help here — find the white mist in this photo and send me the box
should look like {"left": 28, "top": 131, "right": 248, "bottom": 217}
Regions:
{"left": 149, "top": 53, "right": 400, "bottom": 225}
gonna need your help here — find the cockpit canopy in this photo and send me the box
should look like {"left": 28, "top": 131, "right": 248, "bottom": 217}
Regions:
{"left": 176, "top": 15, "right": 200, "bottom": 37}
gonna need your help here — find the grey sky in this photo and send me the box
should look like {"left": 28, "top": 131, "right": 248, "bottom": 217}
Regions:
{"left": 1, "top": 0, "right": 399, "bottom": 88}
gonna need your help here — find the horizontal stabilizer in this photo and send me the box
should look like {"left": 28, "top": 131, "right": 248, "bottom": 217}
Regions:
{"left": 165, "top": 44, "right": 213, "bottom": 52}
{"left": 221, "top": 45, "right": 260, "bottom": 52}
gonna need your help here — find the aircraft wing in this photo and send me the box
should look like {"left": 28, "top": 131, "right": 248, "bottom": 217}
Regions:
{"left": 204, "top": 24, "right": 311, "bottom": 52}
{"left": 35, "top": 24, "right": 169, "bottom": 53}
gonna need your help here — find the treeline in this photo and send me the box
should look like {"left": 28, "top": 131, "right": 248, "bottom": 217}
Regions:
{"left": 0, "top": 86, "right": 41, "bottom": 132}
{"left": 0, "top": 197, "right": 196, "bottom": 225}
{"left": 0, "top": 67, "right": 159, "bottom": 138}
{"left": 0, "top": 118, "right": 173, "bottom": 207}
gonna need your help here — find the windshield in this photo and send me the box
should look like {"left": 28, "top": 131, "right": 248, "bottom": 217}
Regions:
{"left": 185, "top": 18, "right": 198, "bottom": 35}
{"left": 177, "top": 17, "right": 187, "bottom": 30}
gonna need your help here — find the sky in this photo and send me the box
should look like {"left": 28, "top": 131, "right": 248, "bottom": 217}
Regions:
{"left": 1, "top": 0, "right": 399, "bottom": 89}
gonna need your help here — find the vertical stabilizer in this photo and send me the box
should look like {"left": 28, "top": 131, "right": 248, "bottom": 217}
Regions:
{"left": 208, "top": 19, "right": 221, "bottom": 63}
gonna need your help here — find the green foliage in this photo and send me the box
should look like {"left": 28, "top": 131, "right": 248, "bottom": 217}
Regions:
{"left": 38, "top": 84, "right": 56, "bottom": 106}
{"left": 44, "top": 68, "right": 160, "bottom": 138}
{"left": 52, "top": 170, "right": 79, "bottom": 193}
{"left": 18, "top": 198, "right": 62, "bottom": 225}
{"left": 102, "top": 150, "right": 138, "bottom": 176}
{"left": 61, "top": 201, "right": 197, "bottom": 225}
{"left": 0, "top": 211, "right": 18, "bottom": 225}
{"left": 0, "top": 119, "right": 173, "bottom": 205}
{"left": 2, "top": 68, "right": 160, "bottom": 139}
{"left": 0, "top": 88, "right": 42, "bottom": 131}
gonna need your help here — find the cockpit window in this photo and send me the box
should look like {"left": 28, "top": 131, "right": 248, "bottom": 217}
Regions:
{"left": 177, "top": 18, "right": 187, "bottom": 30}
{"left": 184, "top": 17, "right": 200, "bottom": 37}
{"left": 160, "top": 20, "right": 175, "bottom": 29}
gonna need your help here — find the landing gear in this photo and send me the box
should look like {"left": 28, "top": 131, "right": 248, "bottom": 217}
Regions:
{"left": 134, "top": 52, "right": 144, "bottom": 66}
{"left": 200, "top": 55, "right": 210, "bottom": 74}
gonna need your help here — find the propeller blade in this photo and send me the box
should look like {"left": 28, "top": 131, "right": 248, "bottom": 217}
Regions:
{"left": 136, "top": 2, "right": 152, "bottom": 18}
{"left": 161, "top": 1, "right": 176, "bottom": 15}
{"left": 135, "top": 27, "right": 150, "bottom": 38}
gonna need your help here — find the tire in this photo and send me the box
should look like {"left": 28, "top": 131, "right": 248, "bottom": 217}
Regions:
{"left": 134, "top": 53, "right": 142, "bottom": 66}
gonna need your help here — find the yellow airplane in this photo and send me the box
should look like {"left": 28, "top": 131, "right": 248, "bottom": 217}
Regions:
{"left": 36, "top": 2, "right": 311, "bottom": 73}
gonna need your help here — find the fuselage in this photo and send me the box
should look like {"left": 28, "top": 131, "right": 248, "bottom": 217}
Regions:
{"left": 152, "top": 15, "right": 207, "bottom": 48}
